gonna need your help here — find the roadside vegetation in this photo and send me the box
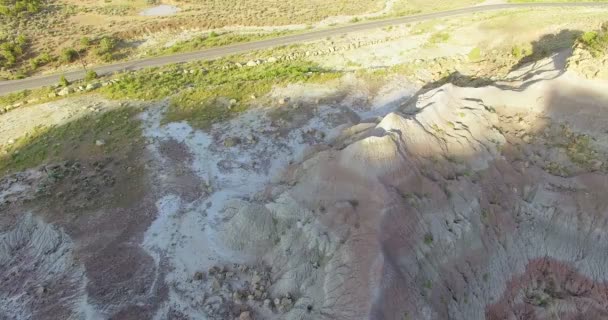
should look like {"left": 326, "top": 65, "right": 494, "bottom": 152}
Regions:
{"left": 100, "top": 59, "right": 340, "bottom": 129}
{"left": 151, "top": 31, "right": 294, "bottom": 56}
{"left": 0, "top": 0, "right": 492, "bottom": 79}
{"left": 578, "top": 23, "right": 608, "bottom": 57}
{"left": 0, "top": 32, "right": 124, "bottom": 80}
{"left": 389, "top": 0, "right": 482, "bottom": 17}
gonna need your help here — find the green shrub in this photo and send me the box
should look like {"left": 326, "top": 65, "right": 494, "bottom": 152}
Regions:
{"left": 511, "top": 45, "right": 524, "bottom": 58}
{"left": 97, "top": 36, "right": 116, "bottom": 55}
{"left": 61, "top": 48, "right": 78, "bottom": 63}
{"left": 59, "top": 75, "right": 69, "bottom": 87}
{"left": 468, "top": 47, "right": 481, "bottom": 61}
{"left": 80, "top": 37, "right": 91, "bottom": 47}
{"left": 579, "top": 29, "right": 608, "bottom": 57}
{"left": 29, "top": 52, "right": 52, "bottom": 70}
{"left": 0, "top": 0, "right": 42, "bottom": 17}
{"left": 0, "top": 35, "right": 28, "bottom": 68}
{"left": 85, "top": 70, "right": 98, "bottom": 81}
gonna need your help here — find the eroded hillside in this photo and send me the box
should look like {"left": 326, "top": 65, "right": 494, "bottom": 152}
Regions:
{"left": 2, "top": 7, "right": 608, "bottom": 320}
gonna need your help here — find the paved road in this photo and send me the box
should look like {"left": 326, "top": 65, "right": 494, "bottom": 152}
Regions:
{"left": 1, "top": 2, "right": 606, "bottom": 95}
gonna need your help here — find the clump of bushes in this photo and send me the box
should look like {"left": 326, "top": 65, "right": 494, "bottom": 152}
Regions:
{"left": 578, "top": 23, "right": 608, "bottom": 57}
{"left": 61, "top": 48, "right": 78, "bottom": 63}
{"left": 29, "top": 52, "right": 51, "bottom": 69}
{"left": 59, "top": 75, "right": 69, "bottom": 87}
{"left": 85, "top": 70, "right": 97, "bottom": 81}
{"left": 511, "top": 45, "right": 526, "bottom": 59}
{"left": 0, "top": 0, "right": 42, "bottom": 17}
{"left": 60, "top": 36, "right": 119, "bottom": 66}
{"left": 0, "top": 34, "right": 28, "bottom": 68}
{"left": 95, "top": 36, "right": 116, "bottom": 62}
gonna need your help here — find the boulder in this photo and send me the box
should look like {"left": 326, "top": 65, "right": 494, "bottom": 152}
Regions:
{"left": 239, "top": 311, "right": 252, "bottom": 320}
{"left": 86, "top": 83, "right": 101, "bottom": 91}
{"left": 57, "top": 87, "right": 73, "bottom": 96}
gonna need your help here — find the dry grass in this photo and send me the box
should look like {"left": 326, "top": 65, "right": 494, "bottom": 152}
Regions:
{"left": 390, "top": 0, "right": 483, "bottom": 16}
{"left": 1, "top": 0, "right": 385, "bottom": 78}
{"left": 62, "top": 0, "right": 385, "bottom": 32}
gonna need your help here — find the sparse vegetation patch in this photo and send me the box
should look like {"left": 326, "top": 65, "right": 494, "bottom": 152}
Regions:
{"left": 0, "top": 107, "right": 142, "bottom": 174}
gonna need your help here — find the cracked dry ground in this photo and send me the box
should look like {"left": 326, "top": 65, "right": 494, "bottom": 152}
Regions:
{"left": 2, "top": 55, "right": 608, "bottom": 320}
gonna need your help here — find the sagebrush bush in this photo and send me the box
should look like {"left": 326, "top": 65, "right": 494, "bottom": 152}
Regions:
{"left": 85, "top": 70, "right": 98, "bottom": 81}
{"left": 59, "top": 75, "right": 69, "bottom": 87}
{"left": 0, "top": 0, "right": 42, "bottom": 17}
{"left": 579, "top": 27, "right": 608, "bottom": 57}
{"left": 61, "top": 48, "right": 78, "bottom": 63}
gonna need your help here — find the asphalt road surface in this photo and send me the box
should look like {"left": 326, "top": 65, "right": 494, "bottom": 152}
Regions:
{"left": 1, "top": 2, "right": 606, "bottom": 95}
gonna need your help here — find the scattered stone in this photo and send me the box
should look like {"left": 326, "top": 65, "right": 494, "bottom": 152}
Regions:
{"left": 251, "top": 274, "right": 261, "bottom": 285}
{"left": 246, "top": 60, "right": 257, "bottom": 67}
{"left": 86, "top": 83, "right": 101, "bottom": 91}
{"left": 590, "top": 159, "right": 603, "bottom": 171}
{"left": 194, "top": 271, "right": 205, "bottom": 281}
{"left": 211, "top": 278, "right": 221, "bottom": 291}
{"left": 223, "top": 137, "right": 240, "bottom": 148}
{"left": 35, "top": 286, "right": 46, "bottom": 295}
{"left": 277, "top": 296, "right": 293, "bottom": 313}
{"left": 238, "top": 311, "right": 252, "bottom": 320}
{"left": 246, "top": 134, "right": 257, "bottom": 144}
{"left": 57, "top": 87, "right": 73, "bottom": 96}
{"left": 95, "top": 139, "right": 106, "bottom": 147}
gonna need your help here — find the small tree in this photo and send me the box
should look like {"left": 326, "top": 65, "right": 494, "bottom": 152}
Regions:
{"left": 59, "top": 75, "right": 69, "bottom": 87}
{"left": 85, "top": 70, "right": 98, "bottom": 81}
